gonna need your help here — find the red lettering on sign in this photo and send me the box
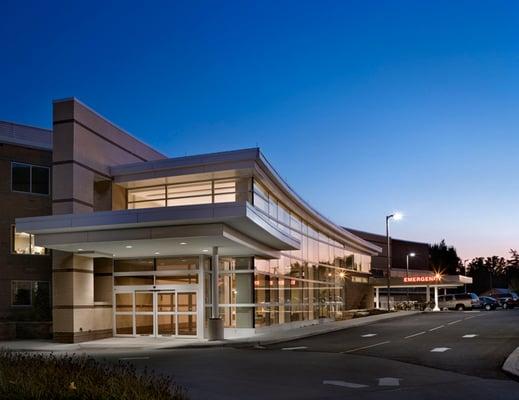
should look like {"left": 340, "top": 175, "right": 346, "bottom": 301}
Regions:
{"left": 403, "top": 276, "right": 440, "bottom": 283}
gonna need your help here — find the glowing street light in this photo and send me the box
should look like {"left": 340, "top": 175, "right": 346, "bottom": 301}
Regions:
{"left": 393, "top": 211, "right": 403, "bottom": 221}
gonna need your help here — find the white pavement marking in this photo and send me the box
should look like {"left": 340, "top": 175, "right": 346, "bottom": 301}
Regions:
{"left": 341, "top": 341, "right": 390, "bottom": 353}
{"left": 281, "top": 346, "right": 308, "bottom": 351}
{"left": 323, "top": 380, "right": 368, "bottom": 389}
{"left": 464, "top": 315, "right": 479, "bottom": 320}
{"left": 430, "top": 347, "right": 451, "bottom": 353}
{"left": 404, "top": 331, "right": 426, "bottom": 339}
{"left": 462, "top": 334, "right": 478, "bottom": 338}
{"left": 361, "top": 334, "right": 377, "bottom": 337}
{"left": 429, "top": 325, "right": 445, "bottom": 332}
{"left": 447, "top": 319, "right": 463, "bottom": 325}
{"left": 378, "top": 377, "right": 401, "bottom": 387}
{"left": 119, "top": 356, "right": 150, "bottom": 360}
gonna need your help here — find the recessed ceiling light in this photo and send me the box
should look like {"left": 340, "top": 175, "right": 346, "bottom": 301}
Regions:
{"left": 154, "top": 252, "right": 160, "bottom": 255}
{"left": 77, "top": 248, "right": 83, "bottom": 251}
{"left": 202, "top": 249, "right": 209, "bottom": 252}
{"left": 179, "top": 242, "right": 187, "bottom": 245}
{"left": 125, "top": 245, "right": 133, "bottom": 249}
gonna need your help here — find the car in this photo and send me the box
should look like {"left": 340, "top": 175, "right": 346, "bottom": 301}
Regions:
{"left": 438, "top": 293, "right": 474, "bottom": 311}
{"left": 478, "top": 296, "right": 498, "bottom": 311}
{"left": 468, "top": 292, "right": 481, "bottom": 309}
{"left": 488, "top": 292, "right": 519, "bottom": 309}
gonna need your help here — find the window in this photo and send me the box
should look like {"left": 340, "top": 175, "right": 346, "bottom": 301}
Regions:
{"left": 127, "top": 179, "right": 237, "bottom": 209}
{"left": 214, "top": 180, "right": 236, "bottom": 203}
{"left": 11, "top": 280, "right": 50, "bottom": 307}
{"left": 11, "top": 162, "right": 50, "bottom": 195}
{"left": 167, "top": 181, "right": 212, "bottom": 206}
{"left": 11, "top": 281, "right": 32, "bottom": 306}
{"left": 11, "top": 226, "right": 47, "bottom": 255}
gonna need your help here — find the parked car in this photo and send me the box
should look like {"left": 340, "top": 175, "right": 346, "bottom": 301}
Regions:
{"left": 438, "top": 293, "right": 474, "bottom": 311}
{"left": 478, "top": 296, "right": 498, "bottom": 311}
{"left": 468, "top": 292, "right": 481, "bottom": 309}
{"left": 489, "top": 292, "right": 519, "bottom": 309}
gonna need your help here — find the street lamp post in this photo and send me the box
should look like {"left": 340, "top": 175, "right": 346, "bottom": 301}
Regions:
{"left": 406, "top": 252, "right": 416, "bottom": 301}
{"left": 386, "top": 212, "right": 402, "bottom": 311}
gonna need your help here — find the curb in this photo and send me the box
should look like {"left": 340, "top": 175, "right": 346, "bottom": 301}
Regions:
{"left": 164, "top": 311, "right": 423, "bottom": 350}
{"left": 257, "top": 311, "right": 423, "bottom": 346}
{"left": 503, "top": 346, "right": 519, "bottom": 378}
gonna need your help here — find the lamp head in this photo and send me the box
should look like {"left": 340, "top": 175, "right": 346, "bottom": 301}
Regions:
{"left": 393, "top": 211, "right": 403, "bottom": 221}
{"left": 409, "top": 252, "right": 416, "bottom": 257}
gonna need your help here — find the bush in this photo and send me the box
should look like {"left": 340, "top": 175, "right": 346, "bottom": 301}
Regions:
{"left": 0, "top": 351, "right": 187, "bottom": 400}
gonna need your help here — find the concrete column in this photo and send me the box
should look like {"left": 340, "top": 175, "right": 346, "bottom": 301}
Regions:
{"left": 53, "top": 251, "right": 112, "bottom": 343}
{"left": 208, "top": 247, "right": 223, "bottom": 340}
{"left": 375, "top": 287, "right": 380, "bottom": 309}
{"left": 211, "top": 247, "right": 219, "bottom": 319}
{"left": 433, "top": 286, "right": 440, "bottom": 311}
{"left": 426, "top": 286, "right": 430, "bottom": 303}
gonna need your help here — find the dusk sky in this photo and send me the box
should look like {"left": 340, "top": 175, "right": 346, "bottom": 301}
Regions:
{"left": 1, "top": 1, "right": 518, "bottom": 261}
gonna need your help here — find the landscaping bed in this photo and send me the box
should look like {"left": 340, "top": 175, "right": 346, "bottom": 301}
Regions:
{"left": 0, "top": 351, "right": 187, "bottom": 399}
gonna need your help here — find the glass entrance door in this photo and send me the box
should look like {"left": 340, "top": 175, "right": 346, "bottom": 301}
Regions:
{"left": 115, "top": 290, "right": 198, "bottom": 337}
{"left": 135, "top": 291, "right": 154, "bottom": 336}
{"left": 177, "top": 292, "right": 197, "bottom": 336}
{"left": 157, "top": 291, "right": 176, "bottom": 336}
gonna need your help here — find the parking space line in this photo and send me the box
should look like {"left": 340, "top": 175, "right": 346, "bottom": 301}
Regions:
{"left": 323, "top": 380, "right": 368, "bottom": 388}
{"left": 462, "top": 334, "right": 478, "bottom": 338}
{"left": 430, "top": 347, "right": 451, "bottom": 353}
{"left": 361, "top": 334, "right": 377, "bottom": 337}
{"left": 447, "top": 319, "right": 462, "bottom": 325}
{"left": 404, "top": 331, "right": 426, "bottom": 339}
{"left": 341, "top": 341, "right": 390, "bottom": 353}
{"left": 429, "top": 325, "right": 445, "bottom": 331}
{"left": 281, "top": 346, "right": 308, "bottom": 351}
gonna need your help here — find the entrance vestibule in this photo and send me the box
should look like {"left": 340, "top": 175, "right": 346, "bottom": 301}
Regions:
{"left": 114, "top": 289, "right": 198, "bottom": 337}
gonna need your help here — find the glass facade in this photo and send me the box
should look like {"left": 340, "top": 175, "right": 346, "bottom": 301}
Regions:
{"left": 251, "top": 179, "right": 372, "bottom": 327}
{"left": 114, "top": 175, "right": 373, "bottom": 335}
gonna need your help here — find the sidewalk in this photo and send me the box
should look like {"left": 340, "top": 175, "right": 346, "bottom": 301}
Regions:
{"left": 0, "top": 311, "right": 420, "bottom": 353}
{"left": 221, "top": 310, "right": 422, "bottom": 348}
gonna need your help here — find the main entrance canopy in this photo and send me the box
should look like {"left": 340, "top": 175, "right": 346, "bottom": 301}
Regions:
{"left": 15, "top": 202, "right": 300, "bottom": 259}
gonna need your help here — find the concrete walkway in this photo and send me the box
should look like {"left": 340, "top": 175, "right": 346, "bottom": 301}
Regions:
{"left": 0, "top": 311, "right": 420, "bottom": 353}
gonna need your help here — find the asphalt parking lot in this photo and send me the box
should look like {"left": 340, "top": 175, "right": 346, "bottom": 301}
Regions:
{"left": 92, "top": 309, "right": 519, "bottom": 399}
{"left": 264, "top": 308, "right": 519, "bottom": 379}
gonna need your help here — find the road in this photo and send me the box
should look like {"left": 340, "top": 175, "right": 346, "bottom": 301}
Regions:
{"left": 95, "top": 309, "right": 519, "bottom": 399}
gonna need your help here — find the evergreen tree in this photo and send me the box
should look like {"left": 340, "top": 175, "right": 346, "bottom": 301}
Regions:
{"left": 429, "top": 240, "right": 463, "bottom": 275}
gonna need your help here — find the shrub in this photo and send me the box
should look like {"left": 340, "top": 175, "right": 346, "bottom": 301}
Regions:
{"left": 0, "top": 351, "right": 187, "bottom": 400}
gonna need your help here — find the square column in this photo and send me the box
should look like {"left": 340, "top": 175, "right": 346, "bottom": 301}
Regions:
{"left": 208, "top": 246, "right": 224, "bottom": 340}
{"left": 433, "top": 286, "right": 440, "bottom": 311}
{"left": 53, "top": 251, "right": 111, "bottom": 342}
{"left": 375, "top": 287, "right": 380, "bottom": 309}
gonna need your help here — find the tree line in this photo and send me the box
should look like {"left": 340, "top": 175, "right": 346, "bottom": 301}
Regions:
{"left": 428, "top": 240, "right": 519, "bottom": 294}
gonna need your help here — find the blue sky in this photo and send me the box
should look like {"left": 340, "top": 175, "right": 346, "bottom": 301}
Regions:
{"left": 1, "top": 0, "right": 518, "bottom": 260}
